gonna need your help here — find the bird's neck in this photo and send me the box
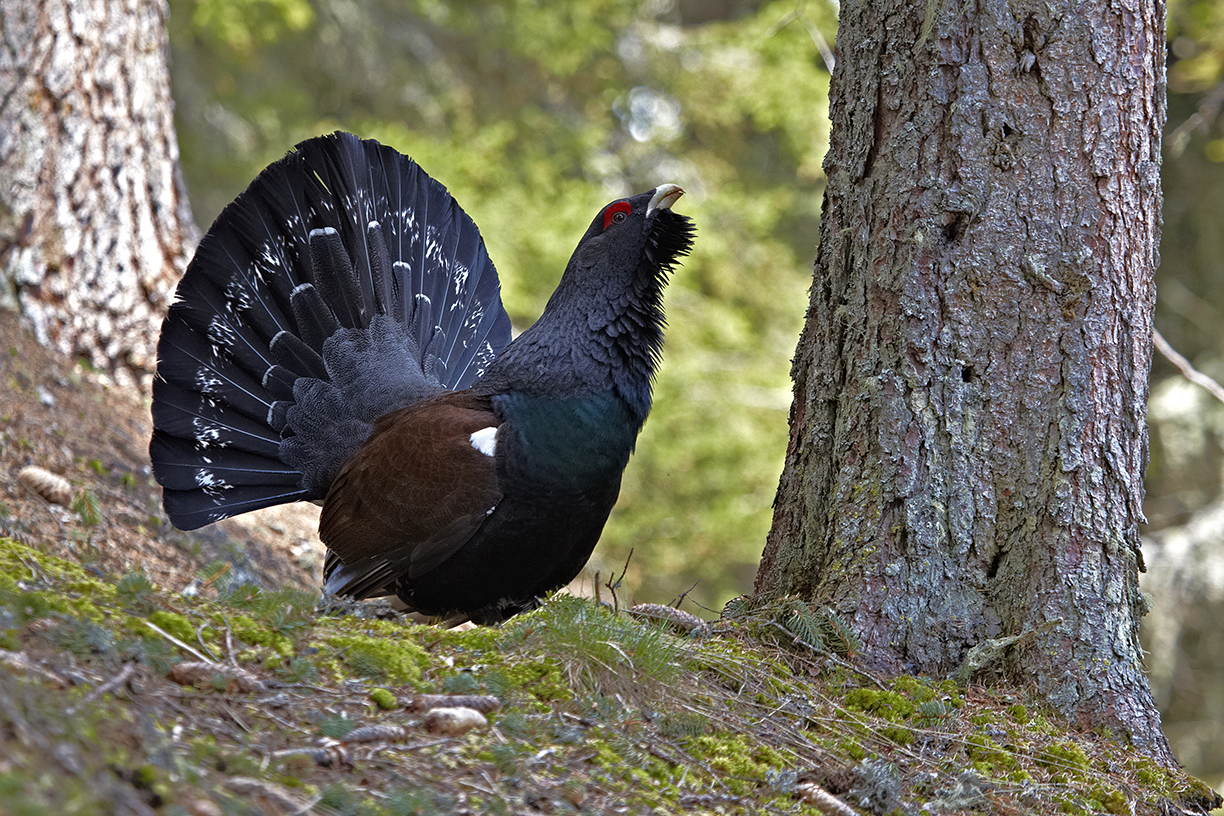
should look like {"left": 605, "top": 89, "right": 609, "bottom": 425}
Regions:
{"left": 478, "top": 284, "right": 664, "bottom": 426}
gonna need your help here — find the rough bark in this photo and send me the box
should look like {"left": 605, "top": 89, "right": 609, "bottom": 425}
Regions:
{"left": 0, "top": 0, "right": 196, "bottom": 387}
{"left": 757, "top": 0, "right": 1171, "bottom": 761}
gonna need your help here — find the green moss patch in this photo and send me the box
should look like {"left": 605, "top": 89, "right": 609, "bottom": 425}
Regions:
{"left": 319, "top": 634, "right": 430, "bottom": 685}
{"left": 844, "top": 688, "right": 916, "bottom": 722}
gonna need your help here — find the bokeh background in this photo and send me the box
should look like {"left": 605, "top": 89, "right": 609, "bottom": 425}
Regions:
{"left": 165, "top": 0, "right": 1224, "bottom": 790}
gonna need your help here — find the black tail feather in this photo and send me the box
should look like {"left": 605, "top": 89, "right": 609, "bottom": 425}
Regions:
{"left": 154, "top": 320, "right": 273, "bottom": 422}
{"left": 309, "top": 227, "right": 366, "bottom": 329}
{"left": 365, "top": 221, "right": 396, "bottom": 317}
{"left": 262, "top": 366, "right": 298, "bottom": 402}
{"left": 268, "top": 330, "right": 329, "bottom": 380}
{"left": 151, "top": 132, "right": 512, "bottom": 529}
{"left": 151, "top": 380, "right": 281, "bottom": 459}
{"left": 289, "top": 284, "right": 340, "bottom": 354}
{"left": 161, "top": 486, "right": 307, "bottom": 531}
{"left": 169, "top": 274, "right": 283, "bottom": 377}
{"left": 150, "top": 435, "right": 301, "bottom": 494}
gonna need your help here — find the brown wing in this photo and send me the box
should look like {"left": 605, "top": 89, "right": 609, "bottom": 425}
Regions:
{"left": 319, "top": 391, "right": 502, "bottom": 580}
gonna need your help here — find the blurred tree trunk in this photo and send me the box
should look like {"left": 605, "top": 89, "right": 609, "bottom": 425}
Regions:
{"left": 1141, "top": 499, "right": 1224, "bottom": 774}
{"left": 757, "top": 0, "right": 1172, "bottom": 762}
{"left": 0, "top": 0, "right": 196, "bottom": 388}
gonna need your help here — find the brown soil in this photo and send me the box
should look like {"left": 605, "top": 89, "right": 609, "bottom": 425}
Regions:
{"left": 0, "top": 307, "right": 323, "bottom": 595}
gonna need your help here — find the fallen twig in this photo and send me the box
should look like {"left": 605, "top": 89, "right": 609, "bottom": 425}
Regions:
{"left": 796, "top": 783, "right": 857, "bottom": 816}
{"left": 145, "top": 620, "right": 215, "bottom": 663}
{"left": 604, "top": 548, "right": 634, "bottom": 614}
{"left": 66, "top": 661, "right": 138, "bottom": 714}
{"left": 169, "top": 661, "right": 271, "bottom": 693}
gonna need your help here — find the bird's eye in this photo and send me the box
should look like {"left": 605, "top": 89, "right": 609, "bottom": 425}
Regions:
{"left": 603, "top": 201, "right": 632, "bottom": 230}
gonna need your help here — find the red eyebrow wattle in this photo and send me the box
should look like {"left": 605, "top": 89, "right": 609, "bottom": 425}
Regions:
{"left": 603, "top": 201, "right": 632, "bottom": 229}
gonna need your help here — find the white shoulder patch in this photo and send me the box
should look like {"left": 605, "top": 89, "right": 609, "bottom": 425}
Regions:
{"left": 469, "top": 426, "right": 498, "bottom": 457}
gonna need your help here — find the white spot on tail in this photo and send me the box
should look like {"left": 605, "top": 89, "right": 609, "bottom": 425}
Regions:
{"left": 469, "top": 427, "right": 498, "bottom": 457}
{"left": 192, "top": 418, "right": 224, "bottom": 447}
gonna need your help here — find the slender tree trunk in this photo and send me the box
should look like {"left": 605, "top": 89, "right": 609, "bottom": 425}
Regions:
{"left": 0, "top": 0, "right": 196, "bottom": 387}
{"left": 757, "top": 0, "right": 1172, "bottom": 761}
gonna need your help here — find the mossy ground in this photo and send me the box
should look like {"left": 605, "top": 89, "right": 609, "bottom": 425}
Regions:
{"left": 0, "top": 538, "right": 1220, "bottom": 816}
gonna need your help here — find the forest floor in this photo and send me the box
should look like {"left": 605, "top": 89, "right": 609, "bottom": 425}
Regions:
{"left": 0, "top": 307, "right": 1221, "bottom": 816}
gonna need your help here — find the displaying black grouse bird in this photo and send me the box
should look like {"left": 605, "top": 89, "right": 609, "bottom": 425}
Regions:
{"left": 149, "top": 132, "right": 694, "bottom": 624}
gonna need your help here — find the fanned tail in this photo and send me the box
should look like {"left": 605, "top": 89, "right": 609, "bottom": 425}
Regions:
{"left": 150, "top": 132, "right": 512, "bottom": 530}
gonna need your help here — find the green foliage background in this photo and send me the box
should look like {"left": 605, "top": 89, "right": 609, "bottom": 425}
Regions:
{"left": 167, "top": 0, "right": 837, "bottom": 611}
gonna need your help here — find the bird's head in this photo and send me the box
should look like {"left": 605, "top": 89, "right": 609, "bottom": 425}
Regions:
{"left": 536, "top": 183, "right": 695, "bottom": 339}
{"left": 570, "top": 184, "right": 695, "bottom": 285}
{"left": 479, "top": 183, "right": 695, "bottom": 404}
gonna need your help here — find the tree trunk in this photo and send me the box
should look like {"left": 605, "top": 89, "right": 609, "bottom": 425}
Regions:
{"left": 757, "top": 0, "right": 1172, "bottom": 762}
{"left": 0, "top": 0, "right": 196, "bottom": 387}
